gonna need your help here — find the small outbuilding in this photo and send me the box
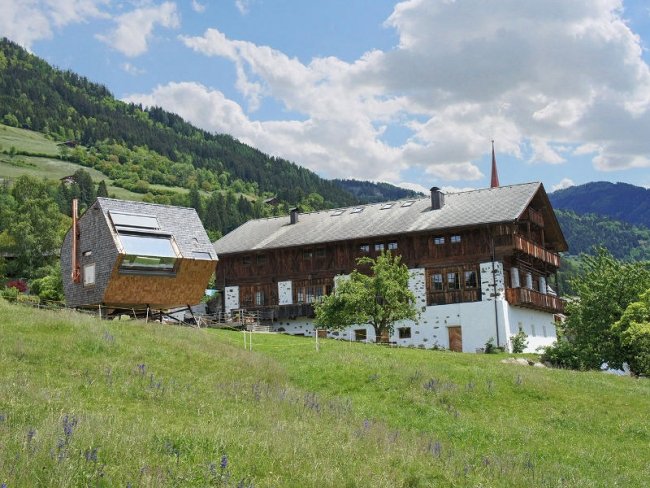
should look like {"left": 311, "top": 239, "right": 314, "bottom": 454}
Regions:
{"left": 61, "top": 198, "right": 218, "bottom": 312}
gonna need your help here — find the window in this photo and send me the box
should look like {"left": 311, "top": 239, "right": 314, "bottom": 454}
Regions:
{"left": 331, "top": 210, "right": 344, "bottom": 216}
{"left": 398, "top": 327, "right": 411, "bottom": 339}
{"left": 354, "top": 329, "right": 367, "bottom": 341}
{"left": 451, "top": 235, "right": 461, "bottom": 243}
{"left": 375, "top": 243, "right": 385, "bottom": 252}
{"left": 447, "top": 272, "right": 460, "bottom": 290}
{"left": 109, "top": 211, "right": 159, "bottom": 230}
{"left": 315, "top": 247, "right": 326, "bottom": 258}
{"left": 530, "top": 324, "right": 536, "bottom": 336}
{"left": 434, "top": 236, "right": 445, "bottom": 245}
{"left": 83, "top": 263, "right": 95, "bottom": 286}
{"left": 401, "top": 201, "right": 414, "bottom": 207}
{"left": 121, "top": 255, "right": 176, "bottom": 272}
{"left": 303, "top": 249, "right": 313, "bottom": 259}
{"left": 388, "top": 242, "right": 398, "bottom": 250}
{"left": 432, "top": 273, "right": 443, "bottom": 291}
{"left": 255, "top": 291, "right": 265, "bottom": 306}
{"left": 242, "top": 255, "right": 251, "bottom": 266}
{"left": 359, "top": 243, "right": 370, "bottom": 253}
{"left": 192, "top": 251, "right": 213, "bottom": 260}
{"left": 294, "top": 281, "right": 330, "bottom": 304}
{"left": 381, "top": 203, "right": 394, "bottom": 210}
{"left": 351, "top": 207, "right": 364, "bottom": 214}
{"left": 256, "top": 254, "right": 266, "bottom": 265}
{"left": 464, "top": 270, "right": 477, "bottom": 288}
{"left": 118, "top": 232, "right": 177, "bottom": 274}
{"left": 120, "top": 233, "right": 176, "bottom": 258}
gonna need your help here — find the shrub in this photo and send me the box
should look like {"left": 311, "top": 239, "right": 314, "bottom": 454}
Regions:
{"left": 484, "top": 337, "right": 504, "bottom": 354}
{"left": 540, "top": 339, "right": 591, "bottom": 370}
{"left": 510, "top": 330, "right": 529, "bottom": 354}
{"left": 1, "top": 286, "right": 19, "bottom": 300}
{"left": 6, "top": 279, "right": 27, "bottom": 293}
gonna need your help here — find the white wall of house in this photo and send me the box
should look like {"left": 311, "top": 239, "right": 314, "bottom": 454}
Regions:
{"left": 505, "top": 306, "right": 557, "bottom": 352}
{"left": 257, "top": 260, "right": 557, "bottom": 353}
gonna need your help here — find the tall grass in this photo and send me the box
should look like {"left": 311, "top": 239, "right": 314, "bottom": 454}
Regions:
{"left": 0, "top": 299, "right": 648, "bottom": 486}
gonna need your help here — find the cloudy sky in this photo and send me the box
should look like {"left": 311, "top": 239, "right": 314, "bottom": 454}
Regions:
{"left": 2, "top": 0, "right": 650, "bottom": 193}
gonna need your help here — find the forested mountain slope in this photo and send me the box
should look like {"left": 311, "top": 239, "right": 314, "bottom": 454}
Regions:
{"left": 555, "top": 209, "right": 650, "bottom": 261}
{"left": 333, "top": 179, "right": 423, "bottom": 203}
{"left": 0, "top": 38, "right": 355, "bottom": 209}
{"left": 550, "top": 181, "right": 650, "bottom": 228}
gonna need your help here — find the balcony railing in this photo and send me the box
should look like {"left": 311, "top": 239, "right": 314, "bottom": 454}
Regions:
{"left": 505, "top": 287, "right": 565, "bottom": 314}
{"left": 494, "top": 234, "right": 560, "bottom": 267}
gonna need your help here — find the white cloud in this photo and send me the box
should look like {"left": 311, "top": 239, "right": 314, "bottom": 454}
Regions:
{"left": 191, "top": 1, "right": 205, "bottom": 13}
{"left": 131, "top": 0, "right": 650, "bottom": 186}
{"left": 0, "top": 0, "right": 107, "bottom": 49}
{"left": 121, "top": 62, "right": 145, "bottom": 76}
{"left": 96, "top": 1, "right": 180, "bottom": 57}
{"left": 235, "top": 0, "right": 252, "bottom": 15}
{"left": 552, "top": 178, "right": 575, "bottom": 192}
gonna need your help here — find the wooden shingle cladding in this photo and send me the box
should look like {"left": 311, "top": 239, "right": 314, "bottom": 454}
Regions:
{"left": 62, "top": 198, "right": 218, "bottom": 309}
{"left": 214, "top": 182, "right": 567, "bottom": 316}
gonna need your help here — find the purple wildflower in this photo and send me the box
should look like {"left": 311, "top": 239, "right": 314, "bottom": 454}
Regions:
{"left": 220, "top": 454, "right": 228, "bottom": 470}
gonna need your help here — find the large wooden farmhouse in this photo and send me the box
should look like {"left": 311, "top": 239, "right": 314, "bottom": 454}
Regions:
{"left": 61, "top": 198, "right": 218, "bottom": 312}
{"left": 213, "top": 182, "right": 568, "bottom": 353}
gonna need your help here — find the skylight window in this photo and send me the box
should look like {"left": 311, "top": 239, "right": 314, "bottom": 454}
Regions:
{"left": 331, "top": 210, "right": 344, "bottom": 216}
{"left": 401, "top": 201, "right": 415, "bottom": 207}
{"left": 109, "top": 211, "right": 160, "bottom": 230}
{"left": 381, "top": 203, "right": 394, "bottom": 210}
{"left": 351, "top": 207, "right": 364, "bottom": 214}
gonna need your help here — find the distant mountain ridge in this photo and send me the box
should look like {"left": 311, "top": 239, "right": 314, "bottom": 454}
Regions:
{"left": 333, "top": 179, "right": 423, "bottom": 203}
{"left": 549, "top": 181, "right": 650, "bottom": 228}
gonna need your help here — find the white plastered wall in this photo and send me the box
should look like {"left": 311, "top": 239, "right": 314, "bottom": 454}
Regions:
{"left": 267, "top": 261, "right": 557, "bottom": 353}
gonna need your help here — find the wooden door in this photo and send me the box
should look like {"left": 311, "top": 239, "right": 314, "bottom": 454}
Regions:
{"left": 448, "top": 326, "right": 462, "bottom": 352}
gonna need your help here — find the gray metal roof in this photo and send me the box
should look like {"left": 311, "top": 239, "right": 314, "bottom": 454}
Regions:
{"left": 94, "top": 198, "right": 217, "bottom": 260}
{"left": 214, "top": 182, "right": 543, "bottom": 255}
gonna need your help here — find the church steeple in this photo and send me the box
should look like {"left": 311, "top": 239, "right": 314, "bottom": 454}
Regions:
{"left": 490, "top": 140, "right": 500, "bottom": 188}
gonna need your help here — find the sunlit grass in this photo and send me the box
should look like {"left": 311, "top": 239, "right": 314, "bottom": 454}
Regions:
{"left": 1, "top": 299, "right": 648, "bottom": 487}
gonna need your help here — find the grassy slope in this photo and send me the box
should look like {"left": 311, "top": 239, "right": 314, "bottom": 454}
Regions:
{"left": 0, "top": 124, "right": 194, "bottom": 201}
{"left": 0, "top": 300, "right": 648, "bottom": 487}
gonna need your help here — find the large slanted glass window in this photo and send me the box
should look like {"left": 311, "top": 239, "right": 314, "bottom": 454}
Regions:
{"left": 109, "top": 211, "right": 160, "bottom": 230}
{"left": 118, "top": 233, "right": 178, "bottom": 274}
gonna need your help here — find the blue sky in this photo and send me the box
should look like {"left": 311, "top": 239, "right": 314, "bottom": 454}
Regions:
{"left": 2, "top": 0, "right": 650, "bottom": 193}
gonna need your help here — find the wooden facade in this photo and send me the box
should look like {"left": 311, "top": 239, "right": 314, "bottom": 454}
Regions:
{"left": 62, "top": 198, "right": 218, "bottom": 310}
{"left": 215, "top": 185, "right": 567, "bottom": 317}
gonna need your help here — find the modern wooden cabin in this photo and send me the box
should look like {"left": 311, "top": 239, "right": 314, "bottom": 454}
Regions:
{"left": 61, "top": 198, "right": 218, "bottom": 312}
{"left": 213, "top": 182, "right": 568, "bottom": 353}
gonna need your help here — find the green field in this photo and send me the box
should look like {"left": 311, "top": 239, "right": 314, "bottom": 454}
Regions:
{"left": 0, "top": 299, "right": 648, "bottom": 487}
{"left": 0, "top": 124, "right": 195, "bottom": 201}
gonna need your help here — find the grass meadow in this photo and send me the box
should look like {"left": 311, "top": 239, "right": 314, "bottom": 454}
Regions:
{"left": 0, "top": 124, "right": 193, "bottom": 201}
{"left": 0, "top": 299, "right": 648, "bottom": 487}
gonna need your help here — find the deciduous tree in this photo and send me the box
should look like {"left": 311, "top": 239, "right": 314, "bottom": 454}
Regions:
{"left": 315, "top": 252, "right": 418, "bottom": 343}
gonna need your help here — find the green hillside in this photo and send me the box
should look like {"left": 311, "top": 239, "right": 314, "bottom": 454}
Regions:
{"left": 0, "top": 37, "right": 356, "bottom": 211}
{"left": 1, "top": 299, "right": 648, "bottom": 487}
{"left": 550, "top": 181, "right": 650, "bottom": 228}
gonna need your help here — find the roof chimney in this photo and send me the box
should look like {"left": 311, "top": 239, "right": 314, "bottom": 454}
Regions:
{"left": 490, "top": 140, "right": 500, "bottom": 188}
{"left": 290, "top": 207, "right": 299, "bottom": 225}
{"left": 430, "top": 187, "right": 445, "bottom": 210}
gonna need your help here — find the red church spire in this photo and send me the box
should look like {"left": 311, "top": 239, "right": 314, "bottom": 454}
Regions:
{"left": 490, "top": 140, "right": 500, "bottom": 188}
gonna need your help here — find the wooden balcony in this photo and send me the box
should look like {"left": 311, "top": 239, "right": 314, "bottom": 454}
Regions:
{"left": 505, "top": 287, "right": 565, "bottom": 314}
{"left": 493, "top": 234, "right": 561, "bottom": 268}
